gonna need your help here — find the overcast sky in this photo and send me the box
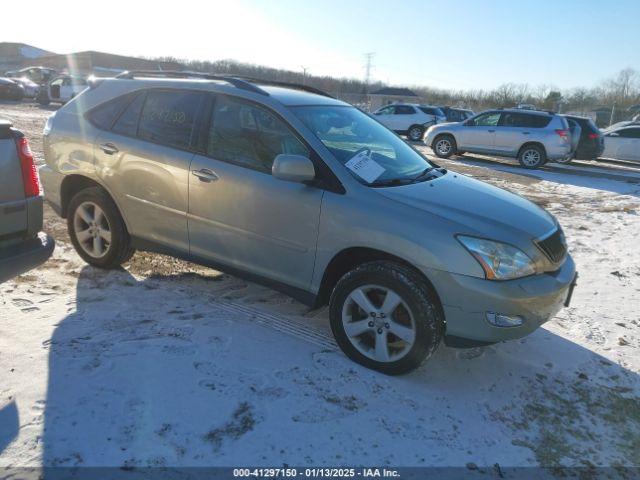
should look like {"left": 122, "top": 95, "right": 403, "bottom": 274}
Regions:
{"left": 4, "top": 0, "right": 639, "bottom": 90}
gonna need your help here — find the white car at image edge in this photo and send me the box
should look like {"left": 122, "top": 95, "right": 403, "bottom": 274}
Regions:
{"left": 601, "top": 125, "right": 640, "bottom": 162}
{"left": 372, "top": 103, "right": 447, "bottom": 141}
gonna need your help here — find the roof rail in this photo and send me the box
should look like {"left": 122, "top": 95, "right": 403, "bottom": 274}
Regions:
{"left": 229, "top": 75, "right": 335, "bottom": 99}
{"left": 114, "top": 70, "right": 268, "bottom": 96}
{"left": 114, "top": 70, "right": 335, "bottom": 99}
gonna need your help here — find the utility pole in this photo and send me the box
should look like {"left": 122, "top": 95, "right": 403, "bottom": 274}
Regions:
{"left": 609, "top": 102, "right": 616, "bottom": 127}
{"left": 300, "top": 66, "right": 308, "bottom": 85}
{"left": 364, "top": 52, "right": 375, "bottom": 111}
{"left": 364, "top": 52, "right": 375, "bottom": 93}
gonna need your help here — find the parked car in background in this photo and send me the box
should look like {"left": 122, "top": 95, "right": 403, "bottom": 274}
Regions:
{"left": 601, "top": 125, "right": 640, "bottom": 162}
{"left": 0, "top": 78, "right": 25, "bottom": 101}
{"left": 562, "top": 115, "right": 604, "bottom": 161}
{"left": 372, "top": 103, "right": 446, "bottom": 141}
{"left": 601, "top": 120, "right": 640, "bottom": 133}
{"left": 40, "top": 72, "right": 576, "bottom": 374}
{"left": 425, "top": 108, "right": 573, "bottom": 169}
{"left": 5, "top": 66, "right": 57, "bottom": 85}
{"left": 37, "top": 75, "right": 88, "bottom": 105}
{"left": 0, "top": 119, "right": 55, "bottom": 283}
{"left": 439, "top": 106, "right": 475, "bottom": 123}
{"left": 9, "top": 77, "right": 40, "bottom": 98}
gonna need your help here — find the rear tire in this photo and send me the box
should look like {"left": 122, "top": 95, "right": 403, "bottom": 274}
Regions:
{"left": 518, "top": 144, "right": 546, "bottom": 169}
{"left": 329, "top": 261, "right": 443, "bottom": 375}
{"left": 407, "top": 125, "right": 425, "bottom": 142}
{"left": 432, "top": 134, "right": 456, "bottom": 158}
{"left": 67, "top": 187, "right": 135, "bottom": 269}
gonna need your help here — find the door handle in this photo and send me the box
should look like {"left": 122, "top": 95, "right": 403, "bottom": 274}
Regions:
{"left": 487, "top": 129, "right": 495, "bottom": 133}
{"left": 99, "top": 143, "right": 119, "bottom": 155}
{"left": 522, "top": 131, "right": 531, "bottom": 135}
{"left": 191, "top": 168, "right": 219, "bottom": 182}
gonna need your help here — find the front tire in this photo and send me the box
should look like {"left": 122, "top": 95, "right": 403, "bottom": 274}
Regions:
{"left": 432, "top": 134, "right": 456, "bottom": 158}
{"left": 67, "top": 187, "right": 135, "bottom": 268}
{"left": 329, "top": 261, "right": 443, "bottom": 375}
{"left": 518, "top": 145, "right": 546, "bottom": 169}
{"left": 407, "top": 125, "right": 425, "bottom": 142}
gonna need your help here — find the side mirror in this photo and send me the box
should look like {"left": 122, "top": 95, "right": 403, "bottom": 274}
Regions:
{"left": 272, "top": 154, "right": 316, "bottom": 183}
{"left": 463, "top": 119, "right": 474, "bottom": 126}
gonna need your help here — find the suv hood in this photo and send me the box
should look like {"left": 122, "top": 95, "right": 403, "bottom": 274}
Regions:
{"left": 377, "top": 172, "right": 555, "bottom": 239}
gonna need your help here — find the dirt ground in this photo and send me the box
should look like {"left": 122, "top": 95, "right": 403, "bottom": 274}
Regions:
{"left": 1, "top": 100, "right": 639, "bottom": 471}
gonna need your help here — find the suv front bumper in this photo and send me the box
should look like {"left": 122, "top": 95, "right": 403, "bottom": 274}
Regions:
{"left": 423, "top": 255, "right": 576, "bottom": 345}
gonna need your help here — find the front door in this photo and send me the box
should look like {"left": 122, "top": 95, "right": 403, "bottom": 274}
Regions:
{"left": 373, "top": 105, "right": 396, "bottom": 130}
{"left": 188, "top": 94, "right": 323, "bottom": 290}
{"left": 457, "top": 111, "right": 500, "bottom": 152}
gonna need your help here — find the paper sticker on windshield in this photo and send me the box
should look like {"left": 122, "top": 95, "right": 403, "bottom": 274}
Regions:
{"left": 345, "top": 151, "right": 385, "bottom": 183}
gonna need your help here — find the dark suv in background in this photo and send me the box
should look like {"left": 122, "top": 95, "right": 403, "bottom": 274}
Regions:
{"left": 563, "top": 115, "right": 604, "bottom": 160}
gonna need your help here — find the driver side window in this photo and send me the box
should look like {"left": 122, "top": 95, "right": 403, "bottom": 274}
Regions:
{"left": 207, "top": 96, "right": 309, "bottom": 174}
{"left": 472, "top": 112, "right": 501, "bottom": 127}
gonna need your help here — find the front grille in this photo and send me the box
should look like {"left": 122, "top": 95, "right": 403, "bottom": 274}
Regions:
{"left": 535, "top": 227, "right": 567, "bottom": 264}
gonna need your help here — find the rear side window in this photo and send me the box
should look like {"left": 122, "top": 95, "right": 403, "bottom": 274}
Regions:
{"left": 138, "top": 91, "right": 204, "bottom": 149}
{"left": 112, "top": 93, "right": 146, "bottom": 136}
{"left": 207, "top": 95, "right": 309, "bottom": 173}
{"left": 394, "top": 106, "right": 415, "bottom": 114}
{"left": 87, "top": 94, "right": 136, "bottom": 130}
{"left": 502, "top": 113, "right": 551, "bottom": 128}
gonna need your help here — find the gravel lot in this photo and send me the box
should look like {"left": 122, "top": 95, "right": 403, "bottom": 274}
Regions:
{"left": 1, "top": 100, "right": 639, "bottom": 471}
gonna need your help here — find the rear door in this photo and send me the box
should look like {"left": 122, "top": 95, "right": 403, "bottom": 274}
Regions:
{"left": 392, "top": 105, "right": 417, "bottom": 131}
{"left": 188, "top": 94, "right": 323, "bottom": 290}
{"left": 457, "top": 111, "right": 500, "bottom": 152}
{"left": 94, "top": 89, "right": 205, "bottom": 252}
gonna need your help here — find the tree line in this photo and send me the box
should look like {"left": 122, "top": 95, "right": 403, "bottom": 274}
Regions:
{"left": 149, "top": 56, "right": 640, "bottom": 119}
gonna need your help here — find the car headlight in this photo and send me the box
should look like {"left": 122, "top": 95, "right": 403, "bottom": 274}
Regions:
{"left": 457, "top": 235, "right": 536, "bottom": 280}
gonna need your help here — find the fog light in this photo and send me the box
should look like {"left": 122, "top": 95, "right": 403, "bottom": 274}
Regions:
{"left": 485, "top": 312, "right": 524, "bottom": 327}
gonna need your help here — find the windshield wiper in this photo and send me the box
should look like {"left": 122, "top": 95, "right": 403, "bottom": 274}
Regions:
{"left": 409, "top": 167, "right": 437, "bottom": 183}
{"left": 369, "top": 178, "right": 413, "bottom": 187}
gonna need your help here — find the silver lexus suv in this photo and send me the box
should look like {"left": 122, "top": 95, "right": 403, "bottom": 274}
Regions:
{"left": 40, "top": 72, "right": 576, "bottom": 374}
{"left": 424, "top": 108, "right": 572, "bottom": 168}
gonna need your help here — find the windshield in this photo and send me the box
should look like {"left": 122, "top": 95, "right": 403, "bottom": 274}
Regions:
{"left": 291, "top": 105, "right": 433, "bottom": 186}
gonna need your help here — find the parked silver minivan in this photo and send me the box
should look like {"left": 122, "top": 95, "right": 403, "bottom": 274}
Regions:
{"left": 40, "top": 72, "right": 577, "bottom": 374}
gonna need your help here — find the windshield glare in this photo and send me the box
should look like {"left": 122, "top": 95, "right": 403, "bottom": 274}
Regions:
{"left": 291, "top": 105, "right": 432, "bottom": 185}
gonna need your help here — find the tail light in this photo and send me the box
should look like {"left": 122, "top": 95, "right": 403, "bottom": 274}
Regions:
{"left": 555, "top": 129, "right": 569, "bottom": 141}
{"left": 588, "top": 133, "right": 600, "bottom": 139}
{"left": 15, "top": 136, "right": 41, "bottom": 198}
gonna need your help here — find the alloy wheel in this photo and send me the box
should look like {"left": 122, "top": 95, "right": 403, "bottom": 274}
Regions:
{"left": 435, "top": 138, "right": 452, "bottom": 155}
{"left": 73, "top": 201, "right": 112, "bottom": 258}
{"left": 522, "top": 149, "right": 541, "bottom": 167}
{"left": 341, "top": 285, "right": 416, "bottom": 363}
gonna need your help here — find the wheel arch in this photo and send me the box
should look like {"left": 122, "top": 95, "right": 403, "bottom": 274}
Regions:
{"left": 517, "top": 141, "right": 547, "bottom": 158}
{"left": 315, "top": 247, "right": 445, "bottom": 326}
{"left": 431, "top": 131, "right": 457, "bottom": 149}
{"left": 60, "top": 175, "right": 130, "bottom": 231}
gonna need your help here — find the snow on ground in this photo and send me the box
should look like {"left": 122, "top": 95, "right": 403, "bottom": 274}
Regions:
{"left": 0, "top": 103, "right": 639, "bottom": 470}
